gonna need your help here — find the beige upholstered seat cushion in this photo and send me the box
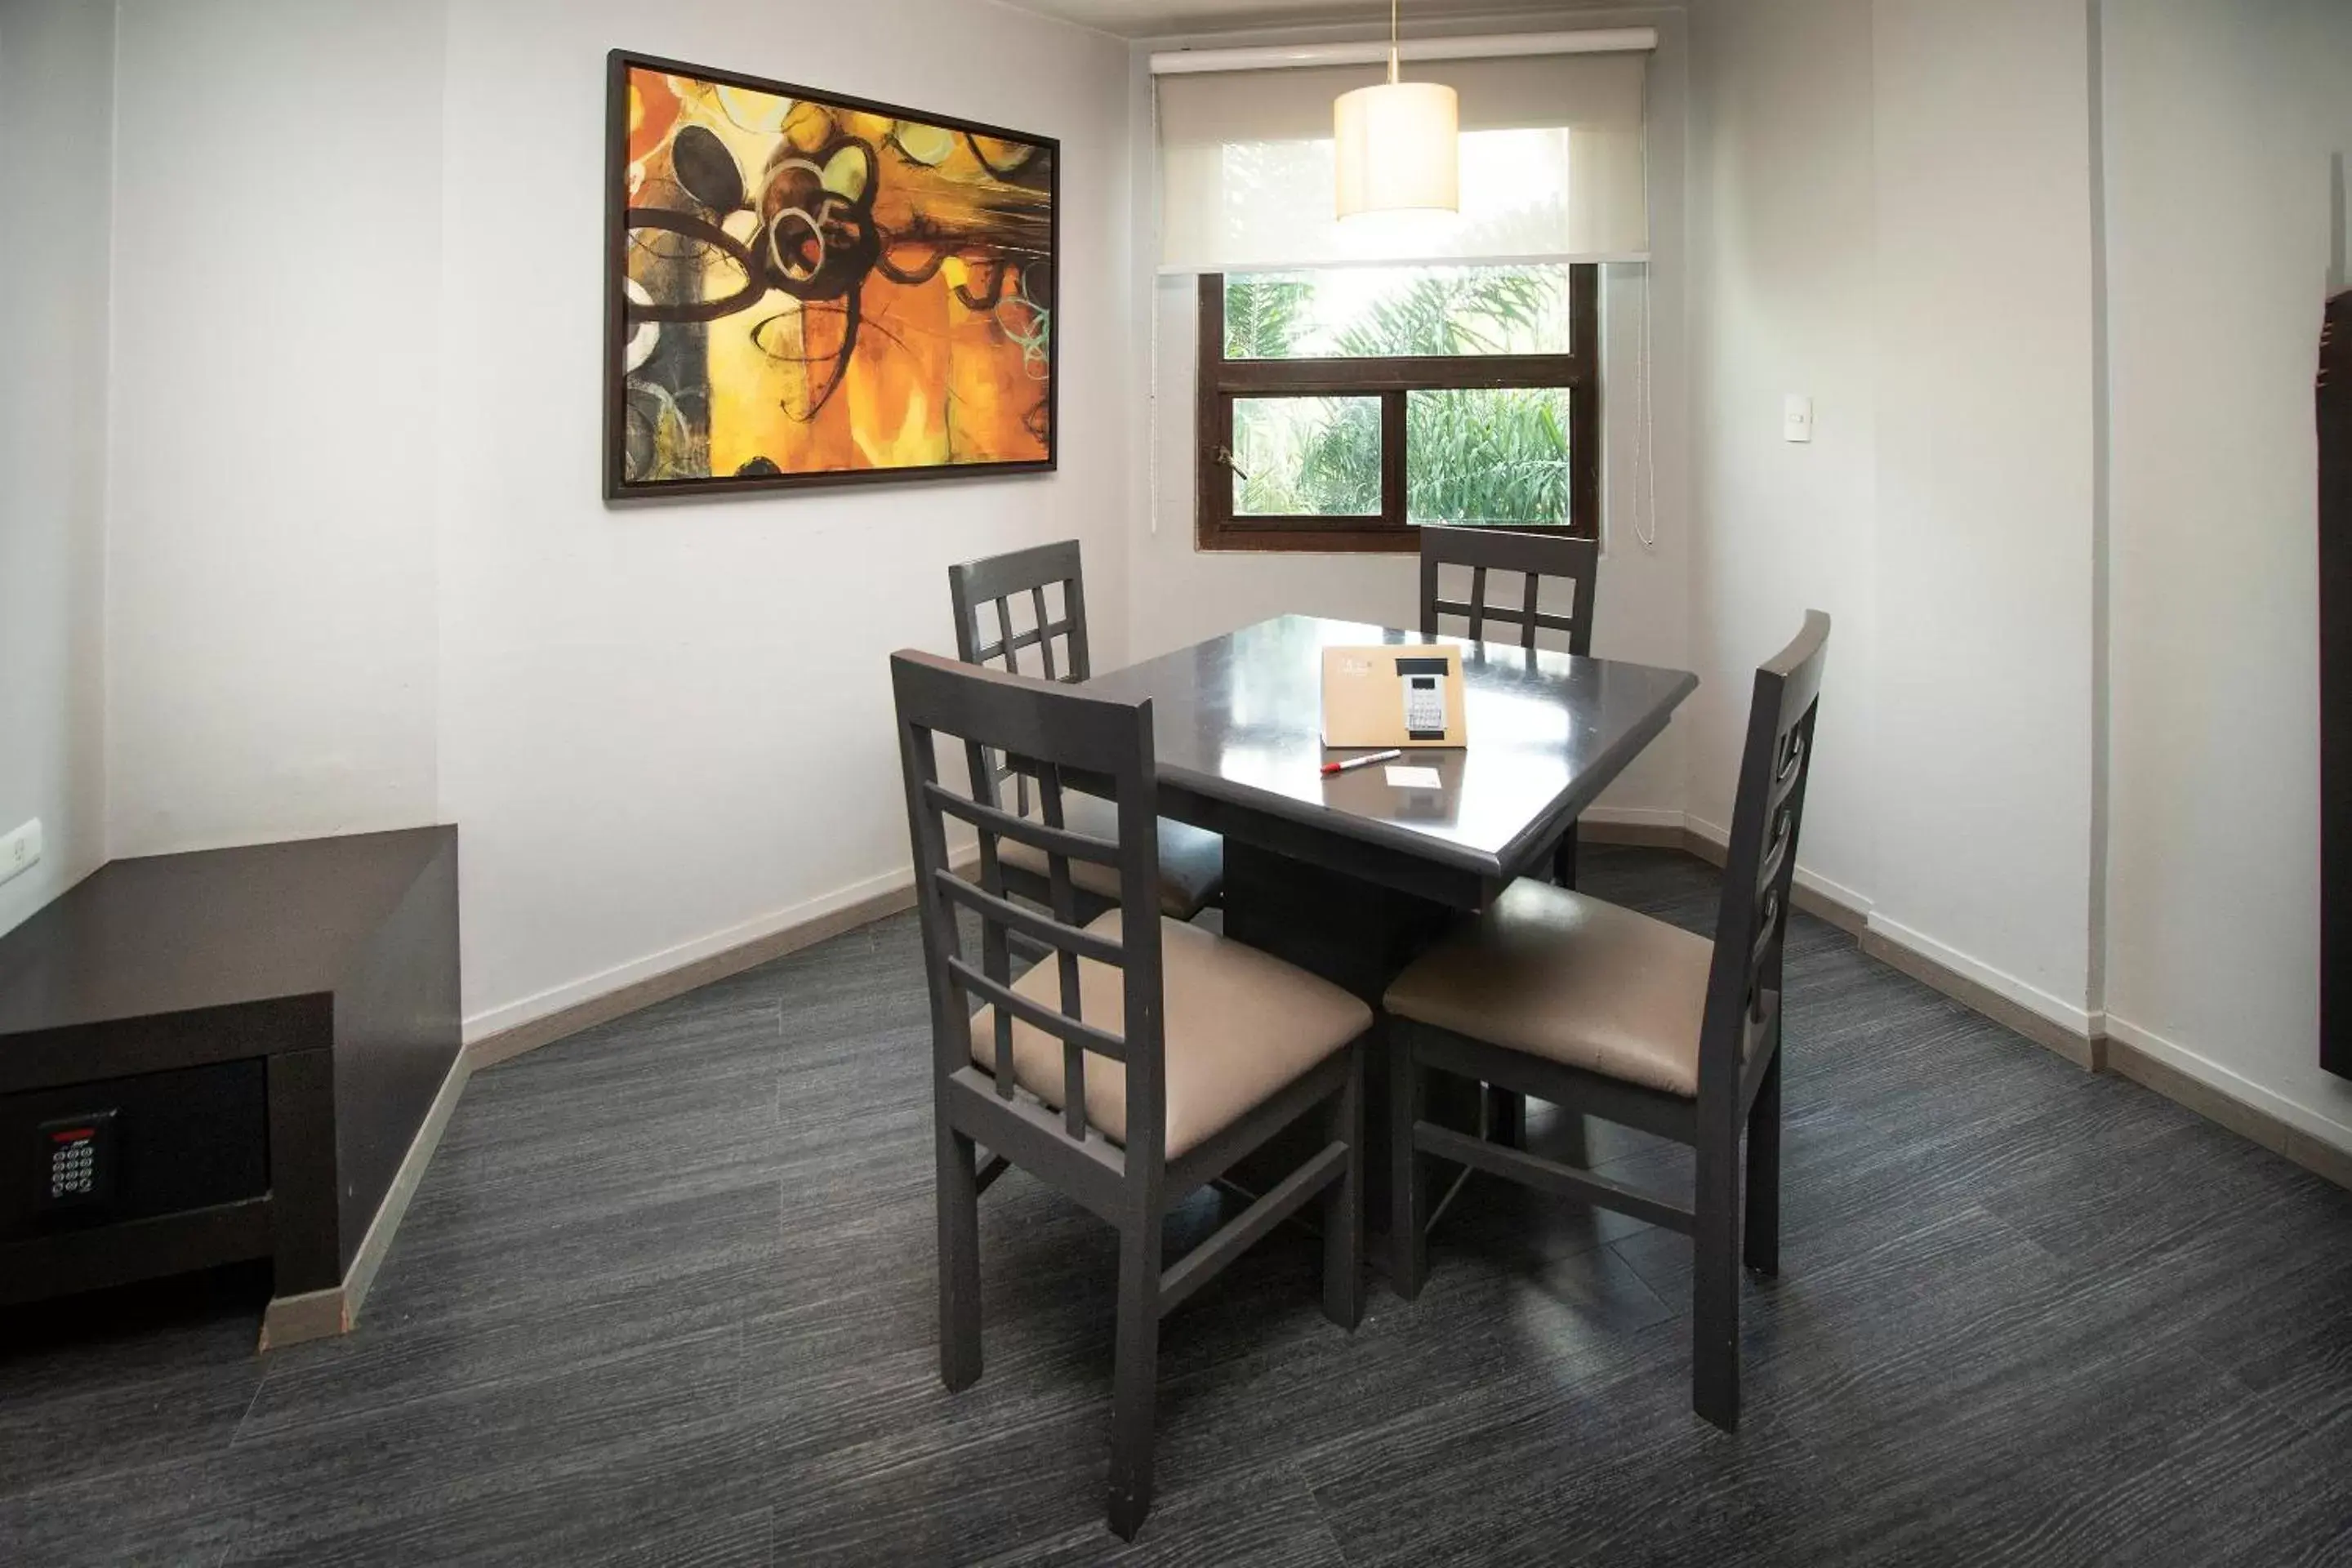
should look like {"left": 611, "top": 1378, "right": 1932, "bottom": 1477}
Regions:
{"left": 968, "top": 909, "right": 1370, "bottom": 1157}
{"left": 996, "top": 791, "right": 1224, "bottom": 920}
{"left": 1383, "top": 879, "right": 1714, "bottom": 1098}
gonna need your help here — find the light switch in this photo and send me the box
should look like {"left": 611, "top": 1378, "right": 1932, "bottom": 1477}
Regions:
{"left": 1783, "top": 394, "right": 1814, "bottom": 443}
{"left": 0, "top": 819, "right": 42, "bottom": 889}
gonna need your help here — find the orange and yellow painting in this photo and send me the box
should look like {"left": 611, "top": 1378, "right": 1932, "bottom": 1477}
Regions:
{"left": 605, "top": 54, "right": 1056, "bottom": 496}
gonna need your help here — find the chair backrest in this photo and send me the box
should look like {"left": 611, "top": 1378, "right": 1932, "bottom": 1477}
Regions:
{"left": 948, "top": 540, "right": 1091, "bottom": 682}
{"left": 891, "top": 649, "right": 1168, "bottom": 1166}
{"left": 1697, "top": 612, "right": 1829, "bottom": 1111}
{"left": 948, "top": 541, "right": 1090, "bottom": 816}
{"left": 1419, "top": 526, "right": 1600, "bottom": 656}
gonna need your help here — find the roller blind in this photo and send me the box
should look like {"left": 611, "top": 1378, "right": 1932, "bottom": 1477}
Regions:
{"left": 1156, "top": 51, "right": 1647, "bottom": 274}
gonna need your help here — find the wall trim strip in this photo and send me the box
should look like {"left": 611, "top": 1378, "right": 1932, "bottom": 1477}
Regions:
{"left": 1582, "top": 817, "right": 2350, "bottom": 1191}
{"left": 2105, "top": 1015, "right": 2352, "bottom": 1189}
{"left": 466, "top": 872, "right": 925, "bottom": 1071}
{"left": 463, "top": 849, "right": 982, "bottom": 1071}
{"left": 408, "top": 826, "right": 2352, "bottom": 1217}
{"left": 256, "top": 1049, "right": 472, "bottom": 1352}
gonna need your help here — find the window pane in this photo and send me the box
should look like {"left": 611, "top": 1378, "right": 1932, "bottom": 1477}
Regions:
{"left": 1224, "top": 265, "right": 1572, "bottom": 360}
{"left": 1405, "top": 388, "right": 1573, "bottom": 528}
{"left": 1232, "top": 396, "right": 1381, "bottom": 516}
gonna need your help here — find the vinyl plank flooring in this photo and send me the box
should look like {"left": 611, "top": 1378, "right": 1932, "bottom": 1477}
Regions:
{"left": 223, "top": 1414, "right": 782, "bottom": 1568}
{"left": 974, "top": 1463, "right": 1346, "bottom": 1568}
{"left": 1732, "top": 1204, "right": 2305, "bottom": 1566}
{"left": 0, "top": 1265, "right": 270, "bottom": 1496}
{"left": 0, "top": 1263, "right": 270, "bottom": 1401}
{"left": 0, "top": 1353, "right": 262, "bottom": 1497}
{"left": 363, "top": 1175, "right": 786, "bottom": 1325}
{"left": 235, "top": 1250, "right": 782, "bottom": 1446}
{"left": 5, "top": 847, "right": 2348, "bottom": 1566}
{"left": 0, "top": 1452, "right": 237, "bottom": 1568}
{"left": 1302, "top": 1323, "right": 1833, "bottom": 1568}
{"left": 760, "top": 1396, "right": 1120, "bottom": 1564}
{"left": 2, "top": 1326, "right": 753, "bottom": 1566}
{"left": 1143, "top": 1238, "right": 1670, "bottom": 1511}
{"left": 1984, "top": 1117, "right": 2352, "bottom": 1441}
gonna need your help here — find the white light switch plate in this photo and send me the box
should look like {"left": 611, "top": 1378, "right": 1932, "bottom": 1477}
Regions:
{"left": 1, "top": 819, "right": 42, "bottom": 889}
{"left": 1783, "top": 394, "right": 1814, "bottom": 443}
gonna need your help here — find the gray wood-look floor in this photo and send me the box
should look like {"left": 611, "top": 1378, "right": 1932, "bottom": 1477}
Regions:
{"left": 5, "top": 847, "right": 2350, "bottom": 1566}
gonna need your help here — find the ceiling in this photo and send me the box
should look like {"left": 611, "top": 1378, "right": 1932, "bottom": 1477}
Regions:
{"left": 996, "top": 0, "right": 1617, "bottom": 42}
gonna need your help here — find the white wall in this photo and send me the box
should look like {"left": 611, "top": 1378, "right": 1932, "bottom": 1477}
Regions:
{"left": 1684, "top": 0, "right": 1877, "bottom": 906}
{"left": 1686, "top": 0, "right": 2350, "bottom": 1153}
{"left": 434, "top": 0, "right": 1134, "bottom": 1033}
{"left": 106, "top": 0, "right": 445, "bottom": 856}
{"left": 1689, "top": 0, "right": 2100, "bottom": 1020}
{"left": 0, "top": 0, "right": 113, "bottom": 939}
{"left": 1867, "top": 0, "right": 2099, "bottom": 1028}
{"left": 81, "top": 0, "right": 1132, "bottom": 1033}
{"left": 1126, "top": 6, "right": 1695, "bottom": 822}
{"left": 2101, "top": 0, "right": 2352, "bottom": 1148}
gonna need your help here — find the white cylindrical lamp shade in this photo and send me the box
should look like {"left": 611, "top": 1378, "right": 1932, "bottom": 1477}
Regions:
{"left": 1334, "top": 78, "right": 1459, "bottom": 218}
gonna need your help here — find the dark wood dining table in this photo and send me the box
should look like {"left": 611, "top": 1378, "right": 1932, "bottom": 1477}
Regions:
{"left": 1085, "top": 613, "right": 1699, "bottom": 995}
{"left": 1083, "top": 613, "right": 1699, "bottom": 1232}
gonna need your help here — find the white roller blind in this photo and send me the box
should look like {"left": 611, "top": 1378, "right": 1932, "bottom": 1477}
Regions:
{"left": 1156, "top": 51, "right": 1647, "bottom": 273}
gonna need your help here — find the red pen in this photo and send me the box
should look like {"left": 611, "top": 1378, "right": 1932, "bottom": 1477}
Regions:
{"left": 1321, "top": 748, "right": 1402, "bottom": 777}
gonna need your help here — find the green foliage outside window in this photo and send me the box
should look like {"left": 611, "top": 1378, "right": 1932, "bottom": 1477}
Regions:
{"left": 1223, "top": 270, "right": 1575, "bottom": 528}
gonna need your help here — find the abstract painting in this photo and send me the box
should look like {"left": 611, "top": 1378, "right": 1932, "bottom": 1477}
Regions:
{"left": 604, "top": 52, "right": 1058, "bottom": 498}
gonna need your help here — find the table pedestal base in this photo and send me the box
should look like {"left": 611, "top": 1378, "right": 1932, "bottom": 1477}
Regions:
{"left": 1218, "top": 840, "right": 1494, "bottom": 1261}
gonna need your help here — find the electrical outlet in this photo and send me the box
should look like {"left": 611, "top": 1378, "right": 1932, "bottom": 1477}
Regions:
{"left": 1, "top": 819, "right": 42, "bottom": 889}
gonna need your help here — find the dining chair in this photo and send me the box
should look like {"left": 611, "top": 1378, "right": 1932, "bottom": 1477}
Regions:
{"left": 949, "top": 541, "right": 1223, "bottom": 920}
{"left": 892, "top": 648, "right": 1371, "bottom": 1541}
{"left": 1381, "top": 612, "right": 1829, "bottom": 1432}
{"left": 1418, "top": 525, "right": 1600, "bottom": 889}
{"left": 1418, "top": 525, "right": 1606, "bottom": 1152}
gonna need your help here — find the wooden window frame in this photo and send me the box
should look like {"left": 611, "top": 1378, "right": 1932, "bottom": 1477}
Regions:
{"left": 1194, "top": 265, "right": 1600, "bottom": 554}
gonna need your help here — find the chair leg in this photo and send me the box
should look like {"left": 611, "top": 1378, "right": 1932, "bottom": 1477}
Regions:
{"left": 1323, "top": 1044, "right": 1365, "bottom": 1331}
{"left": 1552, "top": 821, "right": 1579, "bottom": 888}
{"left": 1482, "top": 1085, "right": 1527, "bottom": 1151}
{"left": 1388, "top": 1029, "right": 1428, "bottom": 1300}
{"left": 1691, "top": 1126, "right": 1742, "bottom": 1431}
{"left": 936, "top": 1119, "right": 982, "bottom": 1392}
{"left": 1744, "top": 1051, "right": 1783, "bottom": 1277}
{"left": 1106, "top": 1218, "right": 1164, "bottom": 1541}
{"left": 1556, "top": 1108, "right": 1589, "bottom": 1169}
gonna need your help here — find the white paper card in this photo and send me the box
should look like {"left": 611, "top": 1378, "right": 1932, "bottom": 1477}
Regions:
{"left": 1384, "top": 765, "right": 1443, "bottom": 789}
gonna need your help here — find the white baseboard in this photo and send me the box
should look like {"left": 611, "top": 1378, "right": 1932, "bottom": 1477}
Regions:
{"left": 1862, "top": 911, "right": 2099, "bottom": 1040}
{"left": 1682, "top": 813, "right": 1874, "bottom": 922}
{"left": 463, "top": 862, "right": 920, "bottom": 1045}
{"left": 438, "top": 823, "right": 2351, "bottom": 1199}
{"left": 343, "top": 1049, "right": 471, "bottom": 1320}
{"left": 2105, "top": 1014, "right": 2352, "bottom": 1169}
{"left": 261, "top": 1048, "right": 471, "bottom": 1352}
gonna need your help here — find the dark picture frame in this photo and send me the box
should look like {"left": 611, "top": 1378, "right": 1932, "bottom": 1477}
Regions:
{"left": 603, "top": 50, "right": 1060, "bottom": 501}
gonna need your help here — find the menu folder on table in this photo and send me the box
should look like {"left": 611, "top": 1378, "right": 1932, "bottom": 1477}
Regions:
{"left": 1320, "top": 644, "right": 1468, "bottom": 749}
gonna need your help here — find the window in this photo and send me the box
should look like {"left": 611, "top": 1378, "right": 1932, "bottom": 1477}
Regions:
{"left": 1196, "top": 263, "right": 1598, "bottom": 553}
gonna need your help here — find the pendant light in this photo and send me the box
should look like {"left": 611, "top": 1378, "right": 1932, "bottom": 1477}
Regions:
{"left": 1333, "top": 0, "right": 1459, "bottom": 219}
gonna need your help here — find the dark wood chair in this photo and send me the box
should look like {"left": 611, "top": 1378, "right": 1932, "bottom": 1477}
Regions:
{"left": 1419, "top": 526, "right": 1606, "bottom": 1153}
{"left": 949, "top": 541, "right": 1223, "bottom": 920}
{"left": 1382, "top": 612, "right": 1829, "bottom": 1431}
{"left": 892, "top": 648, "right": 1370, "bottom": 1540}
{"left": 1418, "top": 525, "right": 1600, "bottom": 888}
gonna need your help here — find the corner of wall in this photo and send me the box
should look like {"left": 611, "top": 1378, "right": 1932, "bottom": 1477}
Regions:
{"left": 0, "top": 0, "right": 118, "bottom": 940}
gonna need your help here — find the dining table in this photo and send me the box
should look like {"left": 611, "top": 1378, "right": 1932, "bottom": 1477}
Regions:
{"left": 1081, "top": 613, "right": 1699, "bottom": 1235}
